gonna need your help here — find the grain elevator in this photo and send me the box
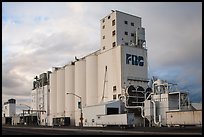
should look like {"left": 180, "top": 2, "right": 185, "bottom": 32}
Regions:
{"left": 31, "top": 10, "right": 202, "bottom": 127}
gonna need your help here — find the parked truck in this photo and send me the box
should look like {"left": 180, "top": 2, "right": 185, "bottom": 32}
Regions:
{"left": 96, "top": 113, "right": 135, "bottom": 128}
{"left": 166, "top": 110, "right": 202, "bottom": 127}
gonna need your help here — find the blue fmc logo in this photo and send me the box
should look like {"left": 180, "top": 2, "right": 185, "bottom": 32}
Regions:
{"left": 126, "top": 54, "right": 144, "bottom": 66}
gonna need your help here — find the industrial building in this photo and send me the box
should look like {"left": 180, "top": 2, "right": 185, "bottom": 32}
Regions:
{"left": 31, "top": 10, "right": 202, "bottom": 127}
{"left": 2, "top": 98, "right": 16, "bottom": 117}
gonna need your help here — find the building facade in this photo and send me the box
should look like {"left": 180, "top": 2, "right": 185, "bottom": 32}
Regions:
{"left": 2, "top": 99, "right": 16, "bottom": 117}
{"left": 32, "top": 10, "right": 149, "bottom": 127}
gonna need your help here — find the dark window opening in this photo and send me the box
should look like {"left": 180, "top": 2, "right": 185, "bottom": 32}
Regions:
{"left": 112, "top": 30, "right": 115, "bottom": 36}
{"left": 131, "top": 22, "right": 134, "bottom": 26}
{"left": 103, "top": 46, "right": 105, "bottom": 50}
{"left": 107, "top": 108, "right": 119, "bottom": 115}
{"left": 124, "top": 21, "right": 128, "bottom": 24}
{"left": 113, "top": 95, "right": 116, "bottom": 99}
{"left": 108, "top": 16, "right": 110, "bottom": 19}
{"left": 112, "top": 19, "right": 115, "bottom": 26}
{"left": 112, "top": 42, "right": 116, "bottom": 47}
{"left": 125, "top": 43, "right": 128, "bottom": 46}
{"left": 113, "top": 86, "right": 116, "bottom": 91}
{"left": 103, "top": 35, "right": 105, "bottom": 39}
{"left": 102, "top": 25, "right": 105, "bottom": 29}
{"left": 125, "top": 31, "right": 128, "bottom": 35}
{"left": 131, "top": 33, "right": 134, "bottom": 37}
{"left": 103, "top": 19, "right": 105, "bottom": 23}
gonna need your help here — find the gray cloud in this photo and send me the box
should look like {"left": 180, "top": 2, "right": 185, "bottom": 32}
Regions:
{"left": 2, "top": 2, "right": 202, "bottom": 107}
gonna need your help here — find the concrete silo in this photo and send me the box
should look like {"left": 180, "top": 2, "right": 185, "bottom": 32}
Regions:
{"left": 74, "top": 59, "right": 86, "bottom": 126}
{"left": 56, "top": 68, "right": 65, "bottom": 117}
{"left": 49, "top": 70, "right": 57, "bottom": 124}
{"left": 65, "top": 64, "right": 75, "bottom": 125}
{"left": 86, "top": 54, "right": 98, "bottom": 106}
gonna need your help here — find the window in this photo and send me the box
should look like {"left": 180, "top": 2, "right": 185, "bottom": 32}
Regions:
{"left": 112, "top": 30, "right": 115, "bottom": 36}
{"left": 102, "top": 19, "right": 105, "bottom": 23}
{"left": 112, "top": 42, "right": 116, "bottom": 47}
{"left": 125, "top": 42, "right": 128, "bottom": 46}
{"left": 113, "top": 95, "right": 117, "bottom": 99}
{"left": 103, "top": 35, "right": 105, "bottom": 39}
{"left": 131, "top": 33, "right": 134, "bottom": 37}
{"left": 124, "top": 21, "right": 128, "bottom": 24}
{"left": 108, "top": 16, "right": 111, "bottom": 19}
{"left": 103, "top": 46, "right": 105, "bottom": 50}
{"left": 113, "top": 86, "right": 116, "bottom": 91}
{"left": 118, "top": 94, "right": 121, "bottom": 98}
{"left": 92, "top": 119, "right": 95, "bottom": 123}
{"left": 102, "top": 25, "right": 105, "bottom": 29}
{"left": 112, "top": 19, "right": 115, "bottom": 26}
{"left": 131, "top": 22, "right": 134, "bottom": 26}
{"left": 125, "top": 31, "right": 128, "bottom": 35}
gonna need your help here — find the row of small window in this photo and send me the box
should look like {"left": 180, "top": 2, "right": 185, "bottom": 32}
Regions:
{"left": 102, "top": 19, "right": 134, "bottom": 28}
{"left": 113, "top": 94, "right": 121, "bottom": 99}
{"left": 102, "top": 31, "right": 134, "bottom": 39}
{"left": 102, "top": 16, "right": 113, "bottom": 23}
{"left": 103, "top": 40, "right": 134, "bottom": 50}
{"left": 102, "top": 19, "right": 115, "bottom": 29}
{"left": 102, "top": 42, "right": 116, "bottom": 50}
{"left": 125, "top": 21, "right": 135, "bottom": 26}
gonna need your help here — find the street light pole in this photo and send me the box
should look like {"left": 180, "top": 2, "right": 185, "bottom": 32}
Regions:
{"left": 66, "top": 92, "right": 83, "bottom": 127}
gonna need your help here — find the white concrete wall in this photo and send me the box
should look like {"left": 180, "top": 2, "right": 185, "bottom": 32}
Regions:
{"left": 86, "top": 55, "right": 98, "bottom": 106}
{"left": 50, "top": 71, "right": 57, "bottom": 124}
{"left": 100, "top": 11, "right": 116, "bottom": 52}
{"left": 121, "top": 46, "right": 148, "bottom": 90}
{"left": 75, "top": 60, "right": 86, "bottom": 126}
{"left": 98, "top": 46, "right": 122, "bottom": 103}
{"left": 116, "top": 11, "right": 141, "bottom": 47}
{"left": 100, "top": 10, "right": 142, "bottom": 52}
{"left": 65, "top": 64, "right": 75, "bottom": 126}
{"left": 56, "top": 68, "right": 65, "bottom": 117}
{"left": 83, "top": 105, "right": 106, "bottom": 127}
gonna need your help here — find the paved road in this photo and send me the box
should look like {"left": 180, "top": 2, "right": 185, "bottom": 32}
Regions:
{"left": 2, "top": 126, "right": 202, "bottom": 135}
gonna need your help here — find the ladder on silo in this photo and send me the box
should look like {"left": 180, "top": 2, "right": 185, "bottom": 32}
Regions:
{"left": 101, "top": 66, "right": 108, "bottom": 102}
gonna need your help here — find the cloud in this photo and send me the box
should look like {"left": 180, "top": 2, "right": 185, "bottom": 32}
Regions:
{"left": 2, "top": 2, "right": 202, "bottom": 110}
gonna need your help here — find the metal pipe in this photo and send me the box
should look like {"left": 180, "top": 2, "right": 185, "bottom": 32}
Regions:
{"left": 151, "top": 100, "right": 160, "bottom": 126}
{"left": 123, "top": 95, "right": 145, "bottom": 118}
{"left": 146, "top": 93, "right": 154, "bottom": 100}
{"left": 179, "top": 92, "right": 181, "bottom": 110}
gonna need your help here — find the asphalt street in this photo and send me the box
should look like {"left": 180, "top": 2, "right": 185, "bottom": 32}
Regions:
{"left": 2, "top": 126, "right": 202, "bottom": 135}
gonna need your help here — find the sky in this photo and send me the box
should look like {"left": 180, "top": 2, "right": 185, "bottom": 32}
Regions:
{"left": 2, "top": 2, "right": 202, "bottom": 113}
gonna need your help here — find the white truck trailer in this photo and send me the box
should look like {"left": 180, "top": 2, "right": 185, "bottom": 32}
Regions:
{"left": 96, "top": 113, "right": 135, "bottom": 128}
{"left": 166, "top": 110, "right": 202, "bottom": 127}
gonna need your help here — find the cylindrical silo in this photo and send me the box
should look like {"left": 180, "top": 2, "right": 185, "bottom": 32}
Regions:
{"left": 50, "top": 70, "right": 57, "bottom": 120}
{"left": 75, "top": 59, "right": 86, "bottom": 126}
{"left": 65, "top": 64, "right": 75, "bottom": 126}
{"left": 86, "top": 55, "right": 98, "bottom": 106}
{"left": 56, "top": 68, "right": 65, "bottom": 117}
